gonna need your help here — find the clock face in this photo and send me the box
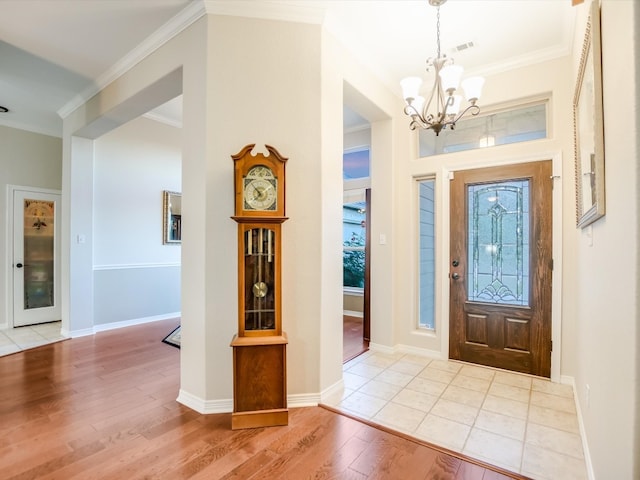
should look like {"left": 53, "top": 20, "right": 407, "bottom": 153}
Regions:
{"left": 243, "top": 166, "right": 277, "bottom": 211}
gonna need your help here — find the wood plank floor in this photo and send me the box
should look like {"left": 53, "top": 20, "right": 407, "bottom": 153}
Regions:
{"left": 343, "top": 315, "right": 369, "bottom": 363}
{"left": 0, "top": 320, "right": 529, "bottom": 479}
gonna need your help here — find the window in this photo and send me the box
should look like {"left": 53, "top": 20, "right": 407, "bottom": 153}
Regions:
{"left": 467, "top": 180, "right": 530, "bottom": 306}
{"left": 343, "top": 149, "right": 370, "bottom": 180}
{"left": 343, "top": 201, "right": 366, "bottom": 289}
{"left": 419, "top": 102, "right": 547, "bottom": 157}
{"left": 418, "top": 178, "right": 435, "bottom": 329}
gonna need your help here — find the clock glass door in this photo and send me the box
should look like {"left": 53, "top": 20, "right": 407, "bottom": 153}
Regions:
{"left": 244, "top": 227, "right": 276, "bottom": 331}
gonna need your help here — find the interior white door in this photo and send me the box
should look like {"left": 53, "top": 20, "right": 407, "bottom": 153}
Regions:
{"left": 12, "top": 189, "right": 62, "bottom": 327}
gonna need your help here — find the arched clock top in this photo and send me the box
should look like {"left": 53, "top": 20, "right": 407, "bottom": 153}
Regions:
{"left": 232, "top": 143, "right": 288, "bottom": 220}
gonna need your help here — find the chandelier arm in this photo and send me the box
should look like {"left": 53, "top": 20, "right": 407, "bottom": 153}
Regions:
{"left": 452, "top": 104, "right": 481, "bottom": 124}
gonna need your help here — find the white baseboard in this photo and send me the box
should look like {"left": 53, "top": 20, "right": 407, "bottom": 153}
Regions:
{"left": 177, "top": 389, "right": 233, "bottom": 414}
{"left": 65, "top": 312, "right": 180, "bottom": 338}
{"left": 288, "top": 392, "right": 320, "bottom": 408}
{"left": 176, "top": 389, "right": 321, "bottom": 414}
{"left": 66, "top": 327, "right": 95, "bottom": 338}
{"left": 94, "top": 312, "right": 181, "bottom": 333}
{"left": 320, "top": 378, "right": 345, "bottom": 404}
{"left": 343, "top": 310, "right": 363, "bottom": 318}
{"left": 561, "top": 375, "right": 595, "bottom": 480}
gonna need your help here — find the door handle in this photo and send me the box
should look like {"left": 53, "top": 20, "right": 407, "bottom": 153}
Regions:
{"left": 451, "top": 272, "right": 460, "bottom": 280}
{"left": 16, "top": 263, "right": 23, "bottom": 268}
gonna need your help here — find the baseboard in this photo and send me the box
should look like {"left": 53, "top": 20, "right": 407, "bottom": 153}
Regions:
{"left": 64, "top": 312, "right": 180, "bottom": 338}
{"left": 561, "top": 375, "right": 595, "bottom": 480}
{"left": 343, "top": 310, "right": 363, "bottom": 318}
{"left": 65, "top": 327, "right": 95, "bottom": 338}
{"left": 288, "top": 392, "right": 320, "bottom": 408}
{"left": 94, "top": 312, "right": 181, "bottom": 333}
{"left": 320, "top": 377, "right": 345, "bottom": 404}
{"left": 177, "top": 389, "right": 233, "bottom": 414}
{"left": 176, "top": 389, "right": 320, "bottom": 414}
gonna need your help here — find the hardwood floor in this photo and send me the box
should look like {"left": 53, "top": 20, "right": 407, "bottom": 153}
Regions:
{"left": 0, "top": 320, "right": 528, "bottom": 479}
{"left": 343, "top": 315, "right": 369, "bottom": 363}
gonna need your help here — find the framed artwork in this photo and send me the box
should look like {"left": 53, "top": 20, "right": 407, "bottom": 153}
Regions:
{"left": 162, "top": 190, "right": 182, "bottom": 244}
{"left": 573, "top": 0, "right": 605, "bottom": 228}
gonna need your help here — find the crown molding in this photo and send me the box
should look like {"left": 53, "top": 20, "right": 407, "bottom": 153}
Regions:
{"left": 0, "top": 117, "right": 61, "bottom": 138}
{"left": 204, "top": 0, "right": 326, "bottom": 25}
{"left": 57, "top": 0, "right": 207, "bottom": 120}
{"left": 470, "top": 44, "right": 573, "bottom": 79}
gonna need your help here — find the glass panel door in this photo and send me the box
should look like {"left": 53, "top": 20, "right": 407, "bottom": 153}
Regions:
{"left": 13, "top": 189, "right": 61, "bottom": 327}
{"left": 23, "top": 199, "right": 55, "bottom": 310}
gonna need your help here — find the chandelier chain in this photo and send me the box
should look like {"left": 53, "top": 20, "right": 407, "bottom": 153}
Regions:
{"left": 436, "top": 6, "right": 441, "bottom": 59}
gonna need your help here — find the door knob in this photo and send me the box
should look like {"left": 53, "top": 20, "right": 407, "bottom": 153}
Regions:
{"left": 452, "top": 260, "right": 459, "bottom": 267}
{"left": 16, "top": 263, "right": 23, "bottom": 268}
{"left": 451, "top": 272, "right": 460, "bottom": 280}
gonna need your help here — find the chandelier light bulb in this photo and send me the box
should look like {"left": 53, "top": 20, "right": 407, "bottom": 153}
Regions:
{"left": 439, "top": 64, "right": 463, "bottom": 94}
{"left": 400, "top": 76, "right": 423, "bottom": 102}
{"left": 462, "top": 76, "right": 485, "bottom": 104}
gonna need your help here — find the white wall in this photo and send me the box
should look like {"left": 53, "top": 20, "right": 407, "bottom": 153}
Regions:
{"left": 92, "top": 116, "right": 181, "bottom": 326}
{"left": 0, "top": 125, "right": 61, "bottom": 328}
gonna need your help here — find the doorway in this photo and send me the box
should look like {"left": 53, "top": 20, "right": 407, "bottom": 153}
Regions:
{"left": 449, "top": 161, "right": 552, "bottom": 377}
{"left": 11, "top": 187, "right": 62, "bottom": 327}
{"left": 343, "top": 188, "right": 371, "bottom": 362}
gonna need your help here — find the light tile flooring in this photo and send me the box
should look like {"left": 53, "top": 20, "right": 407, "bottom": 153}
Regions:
{"left": 0, "top": 321, "right": 66, "bottom": 356}
{"left": 323, "top": 350, "right": 588, "bottom": 480}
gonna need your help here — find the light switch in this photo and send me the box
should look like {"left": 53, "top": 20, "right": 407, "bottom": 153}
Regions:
{"left": 379, "top": 234, "right": 387, "bottom": 245}
{"left": 77, "top": 234, "right": 86, "bottom": 244}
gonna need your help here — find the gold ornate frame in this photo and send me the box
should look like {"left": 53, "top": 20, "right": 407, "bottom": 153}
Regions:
{"left": 574, "top": 0, "right": 605, "bottom": 228}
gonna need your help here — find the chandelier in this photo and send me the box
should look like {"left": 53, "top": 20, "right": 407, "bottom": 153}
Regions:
{"left": 401, "top": 0, "right": 484, "bottom": 135}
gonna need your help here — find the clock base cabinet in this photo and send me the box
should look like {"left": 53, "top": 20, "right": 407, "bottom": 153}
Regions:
{"left": 230, "top": 334, "right": 288, "bottom": 430}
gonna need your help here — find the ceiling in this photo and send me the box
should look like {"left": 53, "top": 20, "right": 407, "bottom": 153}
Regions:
{"left": 0, "top": 0, "right": 577, "bottom": 137}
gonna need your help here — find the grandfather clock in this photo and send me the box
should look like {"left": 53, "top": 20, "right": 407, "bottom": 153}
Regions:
{"left": 230, "top": 144, "right": 288, "bottom": 430}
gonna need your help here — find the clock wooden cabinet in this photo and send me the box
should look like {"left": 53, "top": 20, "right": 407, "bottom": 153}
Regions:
{"left": 230, "top": 144, "right": 288, "bottom": 430}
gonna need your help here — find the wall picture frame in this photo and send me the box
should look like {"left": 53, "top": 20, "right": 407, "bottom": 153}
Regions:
{"left": 573, "top": 0, "right": 605, "bottom": 228}
{"left": 163, "top": 190, "right": 182, "bottom": 244}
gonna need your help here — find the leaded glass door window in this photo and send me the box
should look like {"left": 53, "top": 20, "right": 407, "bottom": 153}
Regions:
{"left": 13, "top": 189, "right": 62, "bottom": 327}
{"left": 468, "top": 181, "right": 529, "bottom": 306}
{"left": 449, "top": 162, "right": 552, "bottom": 377}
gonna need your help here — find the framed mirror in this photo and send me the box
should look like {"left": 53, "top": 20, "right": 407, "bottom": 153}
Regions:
{"left": 573, "top": 0, "right": 605, "bottom": 228}
{"left": 163, "top": 190, "right": 182, "bottom": 244}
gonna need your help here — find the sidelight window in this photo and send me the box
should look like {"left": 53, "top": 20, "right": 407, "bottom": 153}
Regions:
{"left": 418, "top": 178, "right": 436, "bottom": 329}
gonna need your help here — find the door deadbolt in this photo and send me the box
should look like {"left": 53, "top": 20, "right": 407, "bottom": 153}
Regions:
{"left": 451, "top": 272, "right": 460, "bottom": 280}
{"left": 452, "top": 260, "right": 459, "bottom": 267}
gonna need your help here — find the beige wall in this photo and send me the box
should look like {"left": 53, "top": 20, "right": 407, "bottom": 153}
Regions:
{"left": 343, "top": 293, "right": 364, "bottom": 314}
{"left": 0, "top": 125, "right": 61, "bottom": 328}
{"left": 570, "top": 1, "right": 638, "bottom": 478}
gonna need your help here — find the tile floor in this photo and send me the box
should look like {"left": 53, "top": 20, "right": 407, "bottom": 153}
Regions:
{"left": 323, "top": 350, "right": 588, "bottom": 480}
{"left": 0, "top": 321, "right": 66, "bottom": 356}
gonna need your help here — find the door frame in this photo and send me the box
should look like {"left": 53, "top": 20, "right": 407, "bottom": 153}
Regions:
{"left": 440, "top": 155, "right": 563, "bottom": 381}
{"left": 6, "top": 185, "right": 62, "bottom": 328}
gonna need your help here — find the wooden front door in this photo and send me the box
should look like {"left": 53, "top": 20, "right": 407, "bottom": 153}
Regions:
{"left": 449, "top": 161, "right": 552, "bottom": 377}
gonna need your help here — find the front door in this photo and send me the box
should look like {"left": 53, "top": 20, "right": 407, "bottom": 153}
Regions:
{"left": 449, "top": 161, "right": 552, "bottom": 377}
{"left": 12, "top": 188, "right": 62, "bottom": 327}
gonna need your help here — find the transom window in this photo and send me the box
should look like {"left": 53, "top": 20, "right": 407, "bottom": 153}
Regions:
{"left": 419, "top": 102, "right": 547, "bottom": 157}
